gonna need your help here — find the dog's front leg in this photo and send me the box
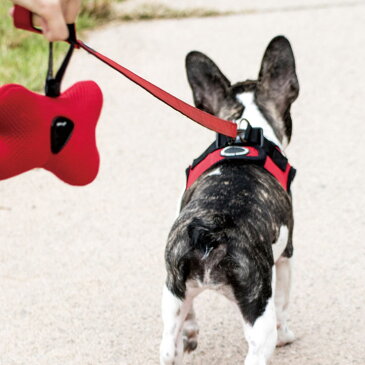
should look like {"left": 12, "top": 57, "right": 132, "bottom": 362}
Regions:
{"left": 160, "top": 285, "right": 192, "bottom": 365}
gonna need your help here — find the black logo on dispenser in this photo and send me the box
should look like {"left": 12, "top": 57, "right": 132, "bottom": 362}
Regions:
{"left": 51, "top": 117, "right": 74, "bottom": 154}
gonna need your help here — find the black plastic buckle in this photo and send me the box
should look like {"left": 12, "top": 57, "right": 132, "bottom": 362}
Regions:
{"left": 247, "top": 127, "right": 264, "bottom": 147}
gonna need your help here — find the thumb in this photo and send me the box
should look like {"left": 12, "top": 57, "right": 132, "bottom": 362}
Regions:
{"left": 41, "top": 12, "right": 69, "bottom": 41}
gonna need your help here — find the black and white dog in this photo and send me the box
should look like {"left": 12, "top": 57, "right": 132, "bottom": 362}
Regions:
{"left": 160, "top": 36, "right": 299, "bottom": 365}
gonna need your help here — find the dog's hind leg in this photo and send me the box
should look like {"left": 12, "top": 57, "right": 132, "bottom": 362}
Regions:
{"left": 275, "top": 256, "right": 295, "bottom": 346}
{"left": 243, "top": 297, "right": 277, "bottom": 365}
{"left": 182, "top": 305, "right": 199, "bottom": 353}
{"left": 235, "top": 267, "right": 277, "bottom": 365}
{"left": 160, "top": 285, "right": 193, "bottom": 365}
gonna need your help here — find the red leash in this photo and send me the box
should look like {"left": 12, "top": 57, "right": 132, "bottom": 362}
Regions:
{"left": 12, "top": 6, "right": 238, "bottom": 138}
{"left": 78, "top": 41, "right": 238, "bottom": 138}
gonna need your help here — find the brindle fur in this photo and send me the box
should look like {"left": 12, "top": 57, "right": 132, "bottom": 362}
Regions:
{"left": 164, "top": 36, "right": 299, "bottom": 328}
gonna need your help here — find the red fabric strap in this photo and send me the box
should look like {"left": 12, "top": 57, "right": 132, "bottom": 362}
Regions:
{"left": 186, "top": 147, "right": 260, "bottom": 190}
{"left": 186, "top": 147, "right": 292, "bottom": 191}
{"left": 263, "top": 156, "right": 292, "bottom": 191}
{"left": 77, "top": 41, "right": 238, "bottom": 138}
{"left": 12, "top": 5, "right": 42, "bottom": 34}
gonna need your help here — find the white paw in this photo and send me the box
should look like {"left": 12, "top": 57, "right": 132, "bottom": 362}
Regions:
{"left": 276, "top": 326, "right": 295, "bottom": 347}
{"left": 160, "top": 351, "right": 183, "bottom": 365}
{"left": 244, "top": 354, "right": 267, "bottom": 365}
{"left": 160, "top": 340, "right": 182, "bottom": 365}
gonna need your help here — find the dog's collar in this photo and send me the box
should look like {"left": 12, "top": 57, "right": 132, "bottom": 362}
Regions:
{"left": 185, "top": 127, "right": 296, "bottom": 192}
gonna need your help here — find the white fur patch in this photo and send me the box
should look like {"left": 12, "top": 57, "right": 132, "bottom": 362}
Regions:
{"left": 236, "top": 92, "right": 283, "bottom": 149}
{"left": 206, "top": 167, "right": 221, "bottom": 176}
{"left": 272, "top": 226, "right": 289, "bottom": 262}
{"left": 160, "top": 285, "right": 189, "bottom": 365}
{"left": 243, "top": 268, "right": 277, "bottom": 364}
{"left": 275, "top": 257, "right": 295, "bottom": 347}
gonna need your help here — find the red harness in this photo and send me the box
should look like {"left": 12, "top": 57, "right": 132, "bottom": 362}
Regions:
{"left": 186, "top": 133, "right": 296, "bottom": 192}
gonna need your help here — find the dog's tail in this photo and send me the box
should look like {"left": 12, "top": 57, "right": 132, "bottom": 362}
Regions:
{"left": 165, "top": 213, "right": 235, "bottom": 298}
{"left": 187, "top": 214, "right": 233, "bottom": 261}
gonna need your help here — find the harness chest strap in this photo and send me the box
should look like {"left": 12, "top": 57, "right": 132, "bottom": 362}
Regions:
{"left": 186, "top": 143, "right": 296, "bottom": 192}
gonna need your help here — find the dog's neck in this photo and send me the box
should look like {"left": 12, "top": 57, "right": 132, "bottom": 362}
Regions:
{"left": 235, "top": 92, "right": 286, "bottom": 150}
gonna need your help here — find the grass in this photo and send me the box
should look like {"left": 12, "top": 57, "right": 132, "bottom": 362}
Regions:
{"left": 116, "top": 3, "right": 232, "bottom": 22}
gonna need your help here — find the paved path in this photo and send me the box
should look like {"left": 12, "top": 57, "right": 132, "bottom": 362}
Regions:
{"left": 1, "top": 1, "right": 364, "bottom": 364}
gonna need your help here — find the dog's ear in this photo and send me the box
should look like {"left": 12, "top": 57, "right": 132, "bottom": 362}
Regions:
{"left": 256, "top": 36, "right": 299, "bottom": 121}
{"left": 185, "top": 51, "right": 231, "bottom": 116}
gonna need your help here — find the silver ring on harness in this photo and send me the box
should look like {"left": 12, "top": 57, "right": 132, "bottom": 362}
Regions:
{"left": 237, "top": 118, "right": 251, "bottom": 143}
{"left": 237, "top": 118, "right": 264, "bottom": 147}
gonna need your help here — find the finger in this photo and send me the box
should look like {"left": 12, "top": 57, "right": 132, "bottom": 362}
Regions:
{"left": 42, "top": 15, "right": 69, "bottom": 41}
{"left": 38, "top": 1, "right": 69, "bottom": 40}
{"left": 62, "top": 0, "right": 81, "bottom": 23}
{"left": 12, "top": 0, "right": 49, "bottom": 15}
{"left": 32, "top": 13, "right": 42, "bottom": 28}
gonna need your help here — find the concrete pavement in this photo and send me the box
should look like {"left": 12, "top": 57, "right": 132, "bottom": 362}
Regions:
{"left": 0, "top": 1, "right": 364, "bottom": 364}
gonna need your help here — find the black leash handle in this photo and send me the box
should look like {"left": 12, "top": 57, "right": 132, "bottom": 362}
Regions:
{"left": 45, "top": 25, "right": 77, "bottom": 97}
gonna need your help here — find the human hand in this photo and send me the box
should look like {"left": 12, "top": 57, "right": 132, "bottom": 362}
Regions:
{"left": 10, "top": 0, "right": 81, "bottom": 41}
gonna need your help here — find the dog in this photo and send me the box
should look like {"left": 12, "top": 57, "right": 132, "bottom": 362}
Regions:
{"left": 160, "top": 36, "right": 299, "bottom": 365}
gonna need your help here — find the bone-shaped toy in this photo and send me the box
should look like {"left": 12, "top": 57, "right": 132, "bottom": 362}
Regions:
{"left": 0, "top": 81, "right": 103, "bottom": 185}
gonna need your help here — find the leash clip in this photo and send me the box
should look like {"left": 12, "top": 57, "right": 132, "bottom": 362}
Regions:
{"left": 237, "top": 118, "right": 264, "bottom": 147}
{"left": 237, "top": 118, "right": 252, "bottom": 143}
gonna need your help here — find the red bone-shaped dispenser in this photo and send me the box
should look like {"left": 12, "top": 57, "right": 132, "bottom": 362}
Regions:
{"left": 0, "top": 81, "right": 103, "bottom": 185}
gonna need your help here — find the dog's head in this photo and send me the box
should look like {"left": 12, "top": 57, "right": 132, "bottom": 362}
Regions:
{"left": 186, "top": 36, "right": 299, "bottom": 148}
